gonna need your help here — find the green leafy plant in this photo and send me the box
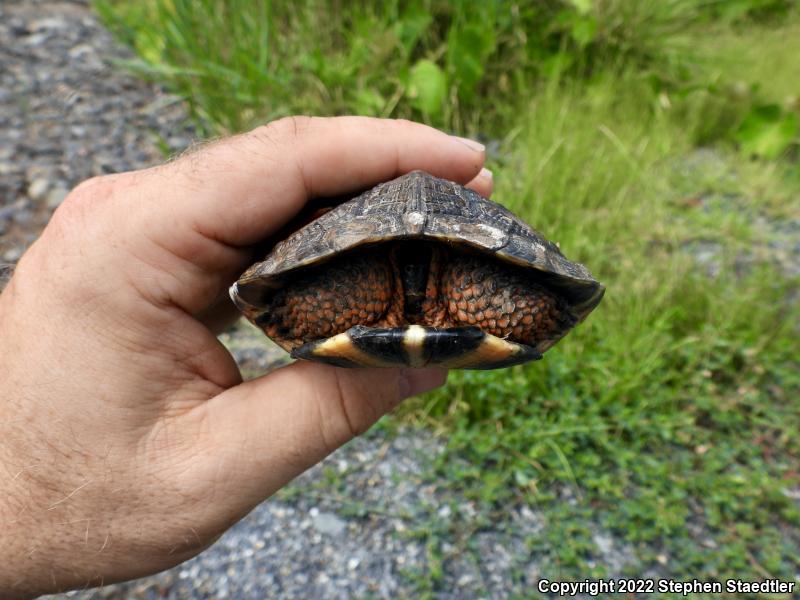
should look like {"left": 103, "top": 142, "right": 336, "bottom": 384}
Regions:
{"left": 406, "top": 59, "right": 447, "bottom": 117}
{"left": 735, "top": 103, "right": 799, "bottom": 158}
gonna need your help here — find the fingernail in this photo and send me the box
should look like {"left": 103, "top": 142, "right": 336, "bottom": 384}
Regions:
{"left": 478, "top": 167, "right": 493, "bottom": 182}
{"left": 398, "top": 368, "right": 449, "bottom": 400}
{"left": 451, "top": 136, "right": 485, "bottom": 153}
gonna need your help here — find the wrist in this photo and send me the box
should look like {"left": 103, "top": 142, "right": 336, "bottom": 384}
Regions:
{"left": 0, "top": 429, "right": 86, "bottom": 599}
{"left": 0, "top": 450, "right": 38, "bottom": 598}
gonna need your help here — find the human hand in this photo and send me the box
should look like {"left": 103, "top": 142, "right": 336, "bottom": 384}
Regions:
{"left": 0, "top": 117, "right": 491, "bottom": 597}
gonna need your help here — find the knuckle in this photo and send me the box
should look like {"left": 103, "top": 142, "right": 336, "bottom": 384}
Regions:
{"left": 53, "top": 174, "right": 119, "bottom": 226}
{"left": 387, "top": 117, "right": 424, "bottom": 133}
{"left": 391, "top": 117, "right": 416, "bottom": 128}
{"left": 250, "top": 115, "right": 316, "bottom": 144}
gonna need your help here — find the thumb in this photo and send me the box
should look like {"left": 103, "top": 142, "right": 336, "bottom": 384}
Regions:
{"left": 199, "top": 362, "right": 446, "bottom": 506}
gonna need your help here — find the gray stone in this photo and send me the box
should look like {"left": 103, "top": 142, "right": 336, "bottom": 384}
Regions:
{"left": 311, "top": 511, "right": 347, "bottom": 537}
{"left": 27, "top": 177, "right": 50, "bottom": 201}
{"left": 2, "top": 247, "right": 24, "bottom": 262}
{"left": 29, "top": 17, "right": 69, "bottom": 31}
{"left": 684, "top": 239, "right": 723, "bottom": 278}
{"left": 46, "top": 185, "right": 69, "bottom": 209}
{"left": 593, "top": 531, "right": 614, "bottom": 555}
{"left": 0, "top": 0, "right": 194, "bottom": 280}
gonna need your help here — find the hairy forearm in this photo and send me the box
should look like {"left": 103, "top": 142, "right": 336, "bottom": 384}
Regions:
{"left": 0, "top": 422, "right": 108, "bottom": 599}
{"left": 0, "top": 290, "right": 79, "bottom": 598}
{"left": 0, "top": 444, "right": 39, "bottom": 599}
{"left": 0, "top": 308, "right": 33, "bottom": 597}
{"left": 0, "top": 522, "right": 37, "bottom": 598}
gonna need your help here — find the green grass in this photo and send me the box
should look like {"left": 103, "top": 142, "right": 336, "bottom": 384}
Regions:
{"left": 93, "top": 0, "right": 724, "bottom": 135}
{"left": 95, "top": 0, "right": 800, "bottom": 590}
{"left": 407, "top": 74, "right": 800, "bottom": 581}
{"left": 696, "top": 20, "right": 800, "bottom": 103}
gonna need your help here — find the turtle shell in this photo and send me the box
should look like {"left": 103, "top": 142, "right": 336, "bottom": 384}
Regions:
{"left": 231, "top": 170, "right": 604, "bottom": 369}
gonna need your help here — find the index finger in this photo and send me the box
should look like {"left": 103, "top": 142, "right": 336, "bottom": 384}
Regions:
{"left": 137, "top": 116, "right": 487, "bottom": 248}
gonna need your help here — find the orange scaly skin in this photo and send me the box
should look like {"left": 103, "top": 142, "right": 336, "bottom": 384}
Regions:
{"left": 260, "top": 252, "right": 393, "bottom": 350}
{"left": 439, "top": 254, "right": 575, "bottom": 345}
{"left": 259, "top": 242, "right": 575, "bottom": 350}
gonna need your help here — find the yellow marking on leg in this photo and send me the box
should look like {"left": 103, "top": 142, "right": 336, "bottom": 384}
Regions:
{"left": 311, "top": 332, "right": 399, "bottom": 367}
{"left": 438, "top": 333, "right": 521, "bottom": 369}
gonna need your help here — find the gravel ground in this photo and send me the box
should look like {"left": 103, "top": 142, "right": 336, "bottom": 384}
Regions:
{"left": 674, "top": 148, "right": 800, "bottom": 281}
{"left": 4, "top": 1, "right": 799, "bottom": 599}
{"left": 0, "top": 0, "right": 192, "bottom": 273}
{"left": 49, "top": 429, "right": 594, "bottom": 599}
